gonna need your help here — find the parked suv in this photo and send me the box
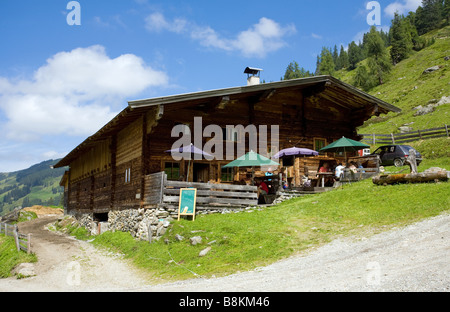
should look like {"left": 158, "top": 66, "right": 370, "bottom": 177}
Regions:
{"left": 371, "top": 145, "right": 423, "bottom": 167}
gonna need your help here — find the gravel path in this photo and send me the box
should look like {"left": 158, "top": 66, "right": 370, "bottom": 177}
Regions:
{"left": 0, "top": 213, "right": 449, "bottom": 292}
{"left": 142, "top": 213, "right": 450, "bottom": 292}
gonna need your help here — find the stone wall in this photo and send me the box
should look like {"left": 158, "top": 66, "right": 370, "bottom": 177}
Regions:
{"left": 78, "top": 208, "right": 176, "bottom": 241}
{"left": 77, "top": 205, "right": 265, "bottom": 241}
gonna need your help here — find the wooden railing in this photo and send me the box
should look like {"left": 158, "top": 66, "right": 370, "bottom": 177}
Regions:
{"left": 145, "top": 172, "right": 258, "bottom": 210}
{"left": 360, "top": 124, "right": 449, "bottom": 145}
{"left": 0, "top": 222, "right": 32, "bottom": 254}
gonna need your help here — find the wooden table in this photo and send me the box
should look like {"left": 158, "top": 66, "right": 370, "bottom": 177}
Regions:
{"left": 316, "top": 172, "right": 334, "bottom": 187}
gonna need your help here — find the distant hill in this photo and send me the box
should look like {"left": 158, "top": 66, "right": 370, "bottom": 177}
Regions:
{"left": 0, "top": 159, "right": 67, "bottom": 216}
{"left": 337, "top": 26, "right": 450, "bottom": 135}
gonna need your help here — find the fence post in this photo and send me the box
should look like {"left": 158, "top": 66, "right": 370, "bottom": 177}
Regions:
{"left": 391, "top": 133, "right": 395, "bottom": 144}
{"left": 445, "top": 124, "right": 449, "bottom": 138}
{"left": 13, "top": 225, "right": 20, "bottom": 252}
{"left": 27, "top": 234, "right": 31, "bottom": 254}
{"left": 372, "top": 133, "right": 376, "bottom": 145}
{"left": 418, "top": 130, "right": 422, "bottom": 140}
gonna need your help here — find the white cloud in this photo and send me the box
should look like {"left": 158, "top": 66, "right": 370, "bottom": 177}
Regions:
{"left": 311, "top": 33, "right": 323, "bottom": 40}
{"left": 145, "top": 12, "right": 187, "bottom": 33}
{"left": 0, "top": 45, "right": 169, "bottom": 141}
{"left": 384, "top": 0, "right": 422, "bottom": 17}
{"left": 145, "top": 13, "right": 296, "bottom": 58}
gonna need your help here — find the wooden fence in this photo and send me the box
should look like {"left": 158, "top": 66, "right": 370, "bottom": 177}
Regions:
{"left": 0, "top": 222, "right": 31, "bottom": 254}
{"left": 145, "top": 172, "right": 258, "bottom": 210}
{"left": 360, "top": 124, "right": 449, "bottom": 145}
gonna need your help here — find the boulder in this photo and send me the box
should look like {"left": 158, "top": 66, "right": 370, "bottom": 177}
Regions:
{"left": 414, "top": 105, "right": 434, "bottom": 116}
{"left": 199, "top": 247, "right": 212, "bottom": 257}
{"left": 190, "top": 236, "right": 202, "bottom": 246}
{"left": 423, "top": 65, "right": 440, "bottom": 74}
{"left": 399, "top": 126, "right": 413, "bottom": 133}
{"left": 436, "top": 96, "right": 450, "bottom": 106}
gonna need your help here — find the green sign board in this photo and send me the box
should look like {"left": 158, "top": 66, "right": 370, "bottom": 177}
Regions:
{"left": 178, "top": 188, "right": 197, "bottom": 221}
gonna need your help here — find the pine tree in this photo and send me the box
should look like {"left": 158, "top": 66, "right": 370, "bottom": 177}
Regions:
{"left": 283, "top": 61, "right": 312, "bottom": 80}
{"left": 366, "top": 26, "right": 392, "bottom": 85}
{"left": 318, "top": 47, "right": 335, "bottom": 76}
{"left": 353, "top": 65, "right": 376, "bottom": 91}
{"left": 348, "top": 41, "right": 363, "bottom": 70}
{"left": 315, "top": 55, "right": 321, "bottom": 75}
{"left": 390, "top": 13, "right": 413, "bottom": 65}
{"left": 416, "top": 0, "right": 443, "bottom": 35}
{"left": 332, "top": 45, "right": 340, "bottom": 70}
{"left": 339, "top": 45, "right": 349, "bottom": 69}
{"left": 444, "top": 0, "right": 450, "bottom": 24}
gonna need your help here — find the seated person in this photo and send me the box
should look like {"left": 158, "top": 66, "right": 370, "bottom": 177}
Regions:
{"left": 334, "top": 163, "right": 345, "bottom": 180}
{"left": 255, "top": 177, "right": 269, "bottom": 196}
{"left": 319, "top": 162, "right": 331, "bottom": 173}
{"left": 265, "top": 168, "right": 274, "bottom": 181}
{"left": 348, "top": 162, "right": 358, "bottom": 173}
{"left": 318, "top": 162, "right": 334, "bottom": 186}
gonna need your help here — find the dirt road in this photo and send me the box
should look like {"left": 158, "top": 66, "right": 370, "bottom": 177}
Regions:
{"left": 0, "top": 213, "right": 449, "bottom": 292}
{"left": 0, "top": 215, "right": 148, "bottom": 291}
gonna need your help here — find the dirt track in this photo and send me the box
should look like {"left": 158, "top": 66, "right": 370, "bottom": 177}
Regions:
{"left": 0, "top": 216, "right": 148, "bottom": 291}
{"left": 0, "top": 213, "right": 449, "bottom": 292}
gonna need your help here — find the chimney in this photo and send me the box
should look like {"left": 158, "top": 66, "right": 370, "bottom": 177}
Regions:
{"left": 244, "top": 67, "right": 263, "bottom": 86}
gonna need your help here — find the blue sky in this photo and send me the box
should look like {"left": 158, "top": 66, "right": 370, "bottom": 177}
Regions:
{"left": 0, "top": 0, "right": 422, "bottom": 172}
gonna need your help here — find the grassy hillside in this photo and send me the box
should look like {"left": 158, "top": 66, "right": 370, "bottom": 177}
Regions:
{"left": 337, "top": 26, "right": 450, "bottom": 135}
{"left": 0, "top": 160, "right": 66, "bottom": 216}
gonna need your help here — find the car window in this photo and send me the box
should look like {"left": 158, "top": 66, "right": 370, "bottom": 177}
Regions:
{"left": 401, "top": 146, "right": 415, "bottom": 154}
{"left": 389, "top": 146, "right": 395, "bottom": 153}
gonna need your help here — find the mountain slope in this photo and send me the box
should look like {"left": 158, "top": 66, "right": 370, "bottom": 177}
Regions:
{"left": 338, "top": 26, "right": 450, "bottom": 135}
{"left": 0, "top": 159, "right": 66, "bottom": 216}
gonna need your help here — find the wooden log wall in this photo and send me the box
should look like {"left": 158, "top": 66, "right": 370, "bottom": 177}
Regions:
{"left": 65, "top": 85, "right": 371, "bottom": 214}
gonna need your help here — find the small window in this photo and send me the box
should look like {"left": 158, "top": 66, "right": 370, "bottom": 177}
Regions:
{"left": 165, "top": 162, "right": 180, "bottom": 181}
{"left": 125, "top": 168, "right": 131, "bottom": 183}
{"left": 314, "top": 138, "right": 327, "bottom": 152}
{"left": 221, "top": 166, "right": 234, "bottom": 182}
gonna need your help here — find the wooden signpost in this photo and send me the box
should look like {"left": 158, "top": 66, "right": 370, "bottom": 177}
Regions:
{"left": 178, "top": 188, "right": 197, "bottom": 221}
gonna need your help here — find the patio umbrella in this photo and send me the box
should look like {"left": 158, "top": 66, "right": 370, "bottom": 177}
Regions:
{"left": 273, "top": 147, "right": 319, "bottom": 159}
{"left": 165, "top": 143, "right": 213, "bottom": 182}
{"left": 223, "top": 151, "right": 280, "bottom": 184}
{"left": 223, "top": 151, "right": 280, "bottom": 168}
{"left": 319, "top": 137, "right": 369, "bottom": 164}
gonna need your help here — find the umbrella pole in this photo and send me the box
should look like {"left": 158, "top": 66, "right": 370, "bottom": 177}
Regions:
{"left": 251, "top": 166, "right": 255, "bottom": 185}
{"left": 187, "top": 159, "right": 191, "bottom": 182}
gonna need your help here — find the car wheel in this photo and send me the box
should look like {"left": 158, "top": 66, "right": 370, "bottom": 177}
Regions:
{"left": 394, "top": 158, "right": 404, "bottom": 167}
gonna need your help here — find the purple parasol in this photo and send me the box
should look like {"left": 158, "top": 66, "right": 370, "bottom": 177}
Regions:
{"left": 165, "top": 143, "right": 213, "bottom": 158}
{"left": 273, "top": 147, "right": 319, "bottom": 159}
